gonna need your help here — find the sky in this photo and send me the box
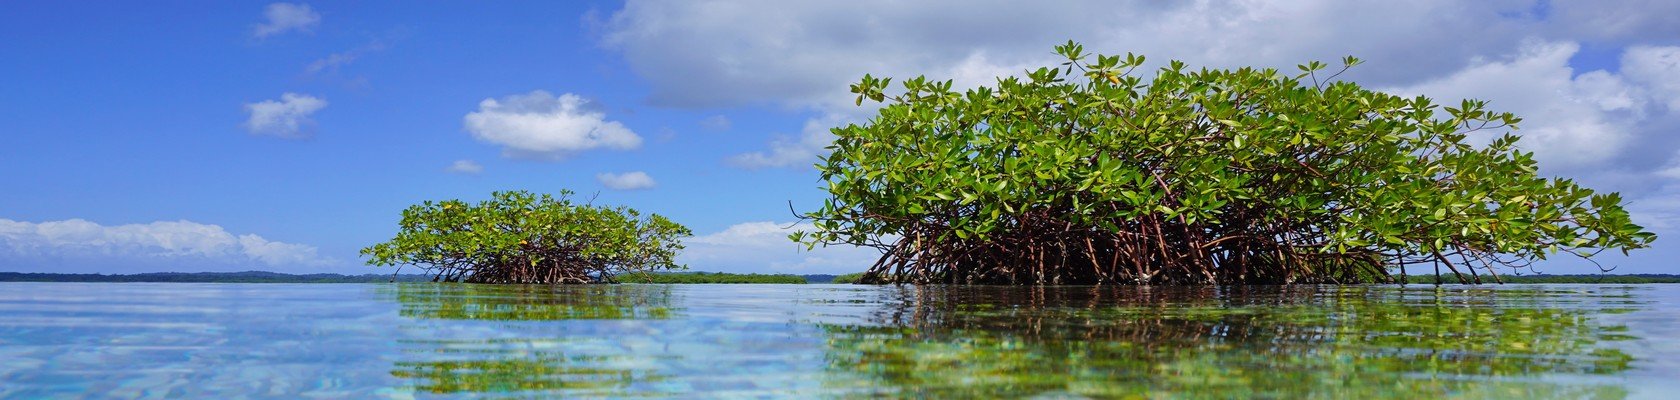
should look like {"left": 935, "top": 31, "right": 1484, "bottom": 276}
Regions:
{"left": 2, "top": 1, "right": 1679, "bottom": 276}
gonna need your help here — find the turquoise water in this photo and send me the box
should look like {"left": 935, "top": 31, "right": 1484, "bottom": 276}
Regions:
{"left": 1, "top": 283, "right": 1677, "bottom": 399}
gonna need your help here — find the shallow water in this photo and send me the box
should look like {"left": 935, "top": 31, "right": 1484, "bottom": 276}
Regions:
{"left": 0, "top": 283, "right": 1677, "bottom": 399}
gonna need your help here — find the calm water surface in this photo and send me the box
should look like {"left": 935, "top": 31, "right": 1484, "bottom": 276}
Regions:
{"left": 1, "top": 283, "right": 1677, "bottom": 399}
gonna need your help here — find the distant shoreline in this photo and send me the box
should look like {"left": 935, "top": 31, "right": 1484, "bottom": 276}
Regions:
{"left": 0, "top": 271, "right": 842, "bottom": 284}
{"left": 0, "top": 271, "right": 1673, "bottom": 284}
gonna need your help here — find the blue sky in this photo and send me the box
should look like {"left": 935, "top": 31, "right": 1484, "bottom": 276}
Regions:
{"left": 2, "top": 1, "right": 1679, "bottom": 275}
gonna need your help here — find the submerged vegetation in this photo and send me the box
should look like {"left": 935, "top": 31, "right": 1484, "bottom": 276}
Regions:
{"left": 384, "top": 284, "right": 677, "bottom": 394}
{"left": 797, "top": 42, "right": 1655, "bottom": 285}
{"left": 373, "top": 283, "right": 1645, "bottom": 398}
{"left": 819, "top": 285, "right": 1637, "bottom": 398}
{"left": 363, "top": 190, "right": 691, "bottom": 284}
{"left": 390, "top": 283, "right": 676, "bottom": 321}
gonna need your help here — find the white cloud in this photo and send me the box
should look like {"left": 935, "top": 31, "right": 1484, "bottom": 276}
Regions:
{"left": 0, "top": 218, "right": 334, "bottom": 270}
{"left": 599, "top": 1, "right": 1680, "bottom": 170}
{"left": 306, "top": 50, "right": 358, "bottom": 74}
{"left": 679, "top": 221, "right": 881, "bottom": 274}
{"left": 602, "top": 1, "right": 1557, "bottom": 169}
{"left": 596, "top": 171, "right": 656, "bottom": 190}
{"left": 253, "top": 3, "right": 321, "bottom": 39}
{"left": 1386, "top": 41, "right": 1646, "bottom": 170}
{"left": 464, "top": 90, "right": 642, "bottom": 160}
{"left": 1653, "top": 147, "right": 1680, "bottom": 180}
{"left": 1622, "top": 46, "right": 1680, "bottom": 111}
{"left": 243, "top": 93, "right": 327, "bottom": 139}
{"left": 446, "top": 159, "right": 483, "bottom": 174}
{"left": 602, "top": 1, "right": 1557, "bottom": 110}
{"left": 306, "top": 40, "right": 389, "bottom": 75}
{"left": 308, "top": 53, "right": 350, "bottom": 73}
{"left": 1547, "top": 1, "right": 1680, "bottom": 42}
{"left": 730, "top": 114, "right": 845, "bottom": 169}
{"left": 237, "top": 234, "right": 329, "bottom": 267}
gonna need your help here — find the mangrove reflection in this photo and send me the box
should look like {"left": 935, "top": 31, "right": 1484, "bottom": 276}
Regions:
{"left": 391, "top": 283, "right": 678, "bottom": 320}
{"left": 371, "top": 284, "right": 1646, "bottom": 398}
{"left": 820, "top": 285, "right": 1641, "bottom": 399}
{"left": 384, "top": 284, "right": 681, "bottom": 396}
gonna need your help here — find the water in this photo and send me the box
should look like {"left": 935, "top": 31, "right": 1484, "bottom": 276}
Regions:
{"left": 1, "top": 283, "right": 1677, "bottom": 399}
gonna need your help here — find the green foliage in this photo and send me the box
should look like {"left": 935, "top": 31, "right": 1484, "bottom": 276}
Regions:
{"left": 830, "top": 272, "right": 868, "bottom": 284}
{"left": 618, "top": 271, "right": 808, "bottom": 284}
{"left": 362, "top": 190, "right": 691, "bottom": 284}
{"left": 798, "top": 41, "right": 1655, "bottom": 285}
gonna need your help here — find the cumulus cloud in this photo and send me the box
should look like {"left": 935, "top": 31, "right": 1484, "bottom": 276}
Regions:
{"left": 1547, "top": 1, "right": 1680, "bottom": 42}
{"left": 464, "top": 90, "right": 642, "bottom": 160}
{"left": 729, "top": 114, "right": 846, "bottom": 169}
{"left": 0, "top": 218, "right": 334, "bottom": 272}
{"left": 446, "top": 159, "right": 484, "bottom": 174}
{"left": 602, "top": 1, "right": 1680, "bottom": 171}
{"left": 253, "top": 3, "right": 320, "bottom": 39}
{"left": 601, "top": 1, "right": 1560, "bottom": 109}
{"left": 596, "top": 171, "right": 656, "bottom": 190}
{"left": 1386, "top": 41, "right": 1646, "bottom": 170}
{"left": 1622, "top": 46, "right": 1680, "bottom": 111}
{"left": 602, "top": 1, "right": 1552, "bottom": 168}
{"left": 679, "top": 221, "right": 881, "bottom": 274}
{"left": 243, "top": 93, "right": 326, "bottom": 139}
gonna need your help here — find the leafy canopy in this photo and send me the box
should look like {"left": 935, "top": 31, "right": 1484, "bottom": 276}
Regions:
{"left": 797, "top": 41, "right": 1655, "bottom": 285}
{"left": 363, "top": 190, "right": 690, "bottom": 284}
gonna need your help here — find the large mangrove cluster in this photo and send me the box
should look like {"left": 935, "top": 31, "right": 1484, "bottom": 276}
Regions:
{"left": 796, "top": 42, "right": 1655, "bottom": 285}
{"left": 363, "top": 190, "right": 690, "bottom": 284}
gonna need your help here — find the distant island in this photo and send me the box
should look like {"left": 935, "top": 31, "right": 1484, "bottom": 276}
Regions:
{"left": 0, "top": 271, "right": 837, "bottom": 284}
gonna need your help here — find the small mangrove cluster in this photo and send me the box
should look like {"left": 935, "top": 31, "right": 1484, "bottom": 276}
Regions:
{"left": 794, "top": 42, "right": 1655, "bottom": 285}
{"left": 362, "top": 190, "right": 690, "bottom": 284}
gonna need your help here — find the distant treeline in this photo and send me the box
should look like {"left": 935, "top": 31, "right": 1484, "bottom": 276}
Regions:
{"left": 618, "top": 271, "right": 808, "bottom": 284}
{"left": 1401, "top": 274, "right": 1680, "bottom": 284}
{"left": 0, "top": 270, "right": 819, "bottom": 284}
{"left": 831, "top": 273, "right": 867, "bottom": 284}
{"left": 0, "top": 271, "right": 432, "bottom": 283}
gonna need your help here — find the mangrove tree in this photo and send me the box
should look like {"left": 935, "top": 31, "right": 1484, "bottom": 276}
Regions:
{"left": 795, "top": 42, "right": 1656, "bottom": 285}
{"left": 363, "top": 190, "right": 690, "bottom": 284}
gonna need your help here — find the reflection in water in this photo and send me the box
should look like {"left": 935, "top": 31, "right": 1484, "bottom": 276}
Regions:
{"left": 384, "top": 284, "right": 679, "bottom": 396}
{"left": 391, "top": 354, "right": 658, "bottom": 395}
{"left": 392, "top": 283, "right": 677, "bottom": 320}
{"left": 1, "top": 283, "right": 1666, "bottom": 398}
{"left": 821, "top": 285, "right": 1639, "bottom": 398}
{"left": 377, "top": 284, "right": 1646, "bottom": 398}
